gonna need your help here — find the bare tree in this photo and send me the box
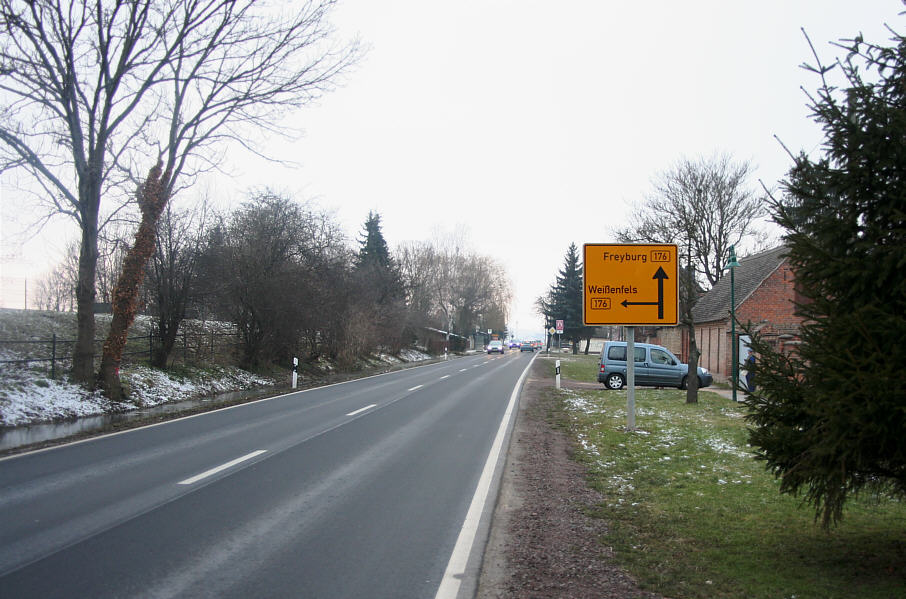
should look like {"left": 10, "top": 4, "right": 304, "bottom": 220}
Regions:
{"left": 397, "top": 233, "right": 512, "bottom": 350}
{"left": 145, "top": 197, "right": 208, "bottom": 368}
{"left": 96, "top": 224, "right": 133, "bottom": 306}
{"left": 614, "top": 154, "right": 766, "bottom": 403}
{"left": 199, "top": 191, "right": 348, "bottom": 369}
{"left": 0, "top": 1, "right": 360, "bottom": 388}
{"left": 617, "top": 154, "right": 767, "bottom": 286}
{"left": 396, "top": 240, "right": 439, "bottom": 330}
{"left": 35, "top": 262, "right": 75, "bottom": 311}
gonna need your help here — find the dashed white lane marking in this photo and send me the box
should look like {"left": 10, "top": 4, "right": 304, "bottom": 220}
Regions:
{"left": 459, "top": 368, "right": 468, "bottom": 372}
{"left": 178, "top": 450, "right": 268, "bottom": 486}
{"left": 346, "top": 404, "right": 378, "bottom": 417}
{"left": 440, "top": 375, "right": 450, "bottom": 380}
{"left": 408, "top": 385, "right": 424, "bottom": 392}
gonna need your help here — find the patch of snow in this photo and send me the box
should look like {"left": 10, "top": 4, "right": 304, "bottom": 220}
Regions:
{"left": 0, "top": 373, "right": 112, "bottom": 426}
{"left": 398, "top": 348, "right": 432, "bottom": 362}
{"left": 561, "top": 389, "right": 604, "bottom": 415}
{"left": 0, "top": 363, "right": 274, "bottom": 427}
{"left": 705, "top": 436, "right": 750, "bottom": 458}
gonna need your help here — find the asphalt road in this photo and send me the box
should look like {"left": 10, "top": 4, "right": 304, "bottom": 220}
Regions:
{"left": 0, "top": 351, "right": 537, "bottom": 598}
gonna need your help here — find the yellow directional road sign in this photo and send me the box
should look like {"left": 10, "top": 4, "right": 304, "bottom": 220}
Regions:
{"left": 583, "top": 243, "right": 678, "bottom": 326}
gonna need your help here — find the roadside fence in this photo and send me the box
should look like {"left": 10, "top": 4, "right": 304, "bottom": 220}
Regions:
{"left": 0, "top": 327, "right": 241, "bottom": 378}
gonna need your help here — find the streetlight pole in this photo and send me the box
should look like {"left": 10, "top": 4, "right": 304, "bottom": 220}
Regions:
{"left": 726, "top": 245, "right": 741, "bottom": 402}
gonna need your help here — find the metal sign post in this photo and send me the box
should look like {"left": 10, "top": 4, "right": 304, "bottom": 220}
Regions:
{"left": 626, "top": 328, "right": 635, "bottom": 430}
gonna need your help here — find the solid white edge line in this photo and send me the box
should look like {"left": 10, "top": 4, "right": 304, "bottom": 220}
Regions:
{"left": 346, "top": 403, "right": 377, "bottom": 417}
{"left": 177, "top": 450, "right": 267, "bottom": 486}
{"left": 434, "top": 353, "right": 537, "bottom": 599}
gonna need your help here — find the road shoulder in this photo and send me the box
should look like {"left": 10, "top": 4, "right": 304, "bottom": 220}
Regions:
{"left": 476, "top": 358, "right": 663, "bottom": 598}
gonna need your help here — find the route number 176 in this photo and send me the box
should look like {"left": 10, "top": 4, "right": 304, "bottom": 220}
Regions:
{"left": 650, "top": 250, "right": 670, "bottom": 262}
{"left": 591, "top": 298, "right": 611, "bottom": 309}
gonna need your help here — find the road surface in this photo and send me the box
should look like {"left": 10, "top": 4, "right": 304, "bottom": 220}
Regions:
{"left": 0, "top": 351, "right": 536, "bottom": 598}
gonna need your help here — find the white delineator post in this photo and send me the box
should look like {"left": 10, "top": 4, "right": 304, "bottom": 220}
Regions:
{"left": 292, "top": 357, "right": 298, "bottom": 389}
{"left": 555, "top": 360, "right": 561, "bottom": 390}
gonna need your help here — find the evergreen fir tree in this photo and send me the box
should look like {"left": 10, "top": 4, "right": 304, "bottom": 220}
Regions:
{"left": 357, "top": 211, "right": 393, "bottom": 269}
{"left": 545, "top": 243, "right": 595, "bottom": 353}
{"left": 745, "top": 30, "right": 906, "bottom": 526}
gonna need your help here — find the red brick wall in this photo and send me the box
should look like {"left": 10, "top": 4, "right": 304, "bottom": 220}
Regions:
{"left": 736, "top": 260, "right": 803, "bottom": 359}
{"left": 666, "top": 259, "right": 803, "bottom": 381}
{"left": 737, "top": 261, "right": 797, "bottom": 326}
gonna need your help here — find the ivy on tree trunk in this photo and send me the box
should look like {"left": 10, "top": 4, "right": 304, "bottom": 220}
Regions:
{"left": 98, "top": 162, "right": 171, "bottom": 400}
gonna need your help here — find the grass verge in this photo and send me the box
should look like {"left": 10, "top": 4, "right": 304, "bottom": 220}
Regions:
{"left": 544, "top": 355, "right": 906, "bottom": 599}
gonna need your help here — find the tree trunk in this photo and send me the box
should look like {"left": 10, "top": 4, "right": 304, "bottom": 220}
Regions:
{"left": 151, "top": 315, "right": 181, "bottom": 368}
{"left": 685, "top": 322, "right": 700, "bottom": 404}
{"left": 72, "top": 219, "right": 99, "bottom": 384}
{"left": 98, "top": 162, "right": 171, "bottom": 400}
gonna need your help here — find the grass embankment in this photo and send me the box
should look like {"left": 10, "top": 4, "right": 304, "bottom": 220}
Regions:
{"left": 542, "top": 354, "right": 906, "bottom": 599}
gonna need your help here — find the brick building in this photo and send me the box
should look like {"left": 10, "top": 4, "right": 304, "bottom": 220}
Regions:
{"left": 656, "top": 245, "right": 803, "bottom": 382}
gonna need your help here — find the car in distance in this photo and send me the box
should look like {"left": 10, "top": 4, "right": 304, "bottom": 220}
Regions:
{"left": 597, "top": 341, "right": 712, "bottom": 390}
{"left": 487, "top": 340, "right": 505, "bottom": 354}
{"left": 520, "top": 341, "right": 534, "bottom": 352}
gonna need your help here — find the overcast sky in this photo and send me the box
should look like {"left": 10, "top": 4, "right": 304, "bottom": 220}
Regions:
{"left": 1, "top": 1, "right": 901, "bottom": 339}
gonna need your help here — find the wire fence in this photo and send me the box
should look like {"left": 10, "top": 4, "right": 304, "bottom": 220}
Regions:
{"left": 0, "top": 328, "right": 242, "bottom": 378}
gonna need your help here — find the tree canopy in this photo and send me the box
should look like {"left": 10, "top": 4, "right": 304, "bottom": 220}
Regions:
{"left": 745, "top": 29, "right": 906, "bottom": 526}
{"left": 614, "top": 153, "right": 765, "bottom": 288}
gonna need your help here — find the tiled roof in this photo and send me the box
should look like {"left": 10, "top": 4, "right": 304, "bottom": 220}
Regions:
{"left": 692, "top": 245, "right": 789, "bottom": 324}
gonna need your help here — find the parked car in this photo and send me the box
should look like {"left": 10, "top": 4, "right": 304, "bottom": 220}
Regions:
{"left": 487, "top": 340, "right": 505, "bottom": 354}
{"left": 597, "top": 341, "right": 712, "bottom": 390}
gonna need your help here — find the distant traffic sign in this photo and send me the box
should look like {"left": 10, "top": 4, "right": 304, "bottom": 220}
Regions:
{"left": 555, "top": 319, "right": 564, "bottom": 333}
{"left": 583, "top": 243, "right": 678, "bottom": 326}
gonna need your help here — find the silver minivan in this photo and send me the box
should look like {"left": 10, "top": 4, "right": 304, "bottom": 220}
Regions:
{"left": 597, "top": 341, "right": 713, "bottom": 390}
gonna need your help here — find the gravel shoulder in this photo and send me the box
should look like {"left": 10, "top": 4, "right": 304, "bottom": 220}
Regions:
{"left": 477, "top": 358, "right": 664, "bottom": 599}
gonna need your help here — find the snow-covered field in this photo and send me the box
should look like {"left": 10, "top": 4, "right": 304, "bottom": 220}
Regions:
{"left": 0, "top": 309, "right": 433, "bottom": 427}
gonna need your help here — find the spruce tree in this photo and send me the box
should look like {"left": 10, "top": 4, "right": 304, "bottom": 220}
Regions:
{"left": 357, "top": 211, "right": 393, "bottom": 269}
{"left": 351, "top": 211, "right": 406, "bottom": 354}
{"left": 745, "top": 30, "right": 906, "bottom": 526}
{"left": 547, "top": 243, "right": 594, "bottom": 353}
